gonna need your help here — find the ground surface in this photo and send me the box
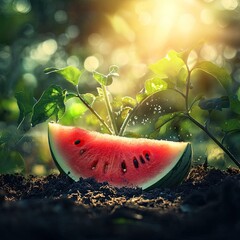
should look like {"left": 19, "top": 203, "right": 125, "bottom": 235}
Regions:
{"left": 1, "top": 165, "right": 240, "bottom": 240}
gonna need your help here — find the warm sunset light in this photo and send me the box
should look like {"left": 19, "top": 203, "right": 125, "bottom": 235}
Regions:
{"left": 1, "top": 0, "right": 240, "bottom": 175}
{"left": 78, "top": 0, "right": 238, "bottom": 95}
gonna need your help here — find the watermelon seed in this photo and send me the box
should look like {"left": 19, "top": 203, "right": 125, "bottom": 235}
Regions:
{"left": 145, "top": 153, "right": 150, "bottom": 161}
{"left": 91, "top": 160, "right": 98, "bottom": 170}
{"left": 103, "top": 163, "right": 108, "bottom": 174}
{"left": 74, "top": 140, "right": 81, "bottom": 145}
{"left": 79, "top": 149, "right": 86, "bottom": 155}
{"left": 133, "top": 157, "right": 139, "bottom": 168}
{"left": 139, "top": 155, "right": 145, "bottom": 164}
{"left": 121, "top": 161, "right": 127, "bottom": 173}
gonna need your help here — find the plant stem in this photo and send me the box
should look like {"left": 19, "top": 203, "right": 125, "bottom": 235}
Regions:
{"left": 183, "top": 65, "right": 240, "bottom": 168}
{"left": 185, "top": 65, "right": 191, "bottom": 112}
{"left": 76, "top": 86, "right": 113, "bottom": 134}
{"left": 186, "top": 113, "right": 240, "bottom": 168}
{"left": 119, "top": 92, "right": 157, "bottom": 136}
{"left": 119, "top": 103, "right": 139, "bottom": 136}
{"left": 101, "top": 85, "right": 118, "bottom": 135}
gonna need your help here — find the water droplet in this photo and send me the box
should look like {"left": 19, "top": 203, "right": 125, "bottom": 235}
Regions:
{"left": 146, "top": 102, "right": 149, "bottom": 105}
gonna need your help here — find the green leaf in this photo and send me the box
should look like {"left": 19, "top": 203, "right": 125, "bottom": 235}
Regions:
{"left": 31, "top": 85, "right": 66, "bottom": 126}
{"left": 15, "top": 91, "right": 36, "bottom": 127}
{"left": 44, "top": 66, "right": 83, "bottom": 86}
{"left": 149, "top": 50, "right": 186, "bottom": 82}
{"left": 124, "top": 90, "right": 185, "bottom": 137}
{"left": 221, "top": 119, "right": 240, "bottom": 132}
{"left": 120, "top": 106, "right": 133, "bottom": 119}
{"left": 93, "top": 71, "right": 113, "bottom": 86}
{"left": 193, "top": 61, "right": 232, "bottom": 93}
{"left": 121, "top": 96, "right": 137, "bottom": 108}
{"left": 109, "top": 65, "right": 119, "bottom": 76}
{"left": 177, "top": 67, "right": 188, "bottom": 88}
{"left": 65, "top": 92, "right": 77, "bottom": 101}
{"left": 145, "top": 77, "right": 167, "bottom": 95}
{"left": 155, "top": 112, "right": 181, "bottom": 130}
{"left": 97, "top": 87, "right": 104, "bottom": 97}
{"left": 0, "top": 125, "right": 22, "bottom": 148}
{"left": 44, "top": 67, "right": 58, "bottom": 74}
{"left": 136, "top": 91, "right": 147, "bottom": 103}
{"left": 229, "top": 95, "right": 240, "bottom": 114}
{"left": 82, "top": 93, "right": 96, "bottom": 106}
{"left": 237, "top": 87, "right": 240, "bottom": 101}
{"left": 65, "top": 99, "right": 88, "bottom": 118}
{"left": 198, "top": 96, "right": 230, "bottom": 111}
{"left": 177, "top": 49, "right": 192, "bottom": 64}
{"left": 0, "top": 148, "right": 25, "bottom": 174}
{"left": 92, "top": 66, "right": 119, "bottom": 86}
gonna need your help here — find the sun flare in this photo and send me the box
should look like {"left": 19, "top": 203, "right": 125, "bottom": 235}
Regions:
{"left": 91, "top": 0, "right": 229, "bottom": 95}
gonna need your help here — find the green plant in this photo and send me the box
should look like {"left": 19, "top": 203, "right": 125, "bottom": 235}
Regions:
{"left": 1, "top": 49, "right": 240, "bottom": 174}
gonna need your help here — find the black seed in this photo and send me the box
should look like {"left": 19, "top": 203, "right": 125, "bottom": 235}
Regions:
{"left": 74, "top": 140, "right": 81, "bottom": 145}
{"left": 140, "top": 155, "right": 145, "bottom": 164}
{"left": 133, "top": 157, "right": 139, "bottom": 168}
{"left": 67, "top": 171, "right": 70, "bottom": 175}
{"left": 79, "top": 149, "right": 86, "bottom": 155}
{"left": 145, "top": 153, "right": 150, "bottom": 161}
{"left": 121, "top": 161, "right": 127, "bottom": 173}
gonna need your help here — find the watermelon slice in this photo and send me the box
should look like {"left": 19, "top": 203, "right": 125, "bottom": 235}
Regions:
{"left": 48, "top": 122, "right": 192, "bottom": 190}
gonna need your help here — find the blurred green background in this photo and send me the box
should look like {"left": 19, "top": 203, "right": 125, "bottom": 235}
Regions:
{"left": 1, "top": 0, "right": 240, "bottom": 175}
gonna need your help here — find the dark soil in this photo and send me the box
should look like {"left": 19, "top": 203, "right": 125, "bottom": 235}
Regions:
{"left": 1, "top": 165, "right": 240, "bottom": 240}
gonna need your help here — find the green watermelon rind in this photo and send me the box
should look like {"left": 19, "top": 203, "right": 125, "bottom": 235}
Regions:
{"left": 48, "top": 127, "right": 74, "bottom": 177}
{"left": 142, "top": 143, "right": 192, "bottom": 190}
{"left": 48, "top": 123, "right": 192, "bottom": 190}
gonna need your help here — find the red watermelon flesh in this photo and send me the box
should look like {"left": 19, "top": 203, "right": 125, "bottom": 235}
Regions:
{"left": 48, "top": 122, "right": 192, "bottom": 189}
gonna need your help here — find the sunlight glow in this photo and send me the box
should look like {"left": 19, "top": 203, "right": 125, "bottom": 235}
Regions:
{"left": 200, "top": 44, "right": 218, "bottom": 61}
{"left": 200, "top": 9, "right": 215, "bottom": 25}
{"left": 151, "top": 1, "right": 179, "bottom": 48}
{"left": 84, "top": 56, "right": 99, "bottom": 71}
{"left": 42, "top": 39, "right": 58, "bottom": 56}
{"left": 223, "top": 46, "right": 237, "bottom": 59}
{"left": 221, "top": 0, "right": 238, "bottom": 10}
{"left": 178, "top": 13, "right": 196, "bottom": 33}
{"left": 14, "top": 0, "right": 31, "bottom": 14}
{"left": 85, "top": 0, "right": 233, "bottom": 95}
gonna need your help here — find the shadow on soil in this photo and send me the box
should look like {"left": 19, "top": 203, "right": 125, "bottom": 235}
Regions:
{"left": 1, "top": 165, "right": 240, "bottom": 240}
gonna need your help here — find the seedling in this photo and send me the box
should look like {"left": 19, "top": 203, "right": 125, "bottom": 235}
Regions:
{"left": 1, "top": 49, "right": 240, "bottom": 174}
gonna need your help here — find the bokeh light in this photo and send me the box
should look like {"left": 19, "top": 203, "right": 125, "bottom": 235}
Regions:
{"left": 2, "top": 0, "right": 240, "bottom": 173}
